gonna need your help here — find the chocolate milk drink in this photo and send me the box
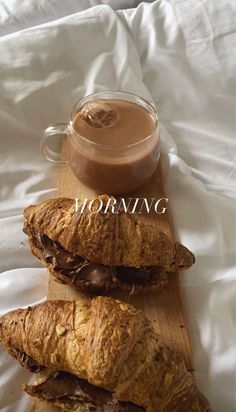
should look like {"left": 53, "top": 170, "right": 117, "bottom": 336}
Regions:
{"left": 69, "top": 99, "right": 160, "bottom": 194}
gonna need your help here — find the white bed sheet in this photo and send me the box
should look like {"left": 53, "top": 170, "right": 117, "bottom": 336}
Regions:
{"left": 0, "top": 1, "right": 235, "bottom": 411}
{"left": 0, "top": 0, "right": 153, "bottom": 36}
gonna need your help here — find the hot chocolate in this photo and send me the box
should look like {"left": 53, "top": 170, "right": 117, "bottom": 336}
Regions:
{"left": 42, "top": 91, "right": 160, "bottom": 194}
{"left": 73, "top": 99, "right": 155, "bottom": 146}
{"left": 69, "top": 97, "right": 159, "bottom": 194}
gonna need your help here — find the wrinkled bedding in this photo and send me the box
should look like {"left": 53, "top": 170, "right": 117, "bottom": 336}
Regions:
{"left": 0, "top": 1, "right": 235, "bottom": 411}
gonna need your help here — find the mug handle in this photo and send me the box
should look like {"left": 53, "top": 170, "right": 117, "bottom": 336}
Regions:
{"left": 41, "top": 123, "right": 69, "bottom": 163}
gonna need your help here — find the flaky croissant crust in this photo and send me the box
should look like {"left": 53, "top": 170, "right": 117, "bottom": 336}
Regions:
{"left": 0, "top": 297, "right": 211, "bottom": 412}
{"left": 23, "top": 196, "right": 195, "bottom": 271}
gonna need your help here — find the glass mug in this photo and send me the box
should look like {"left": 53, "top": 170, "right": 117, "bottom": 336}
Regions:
{"left": 41, "top": 91, "right": 160, "bottom": 195}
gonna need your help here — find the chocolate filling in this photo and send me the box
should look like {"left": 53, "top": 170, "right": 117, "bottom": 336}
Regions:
{"left": 10, "top": 347, "right": 43, "bottom": 373}
{"left": 24, "top": 371, "right": 145, "bottom": 411}
{"left": 32, "top": 232, "right": 167, "bottom": 293}
{"left": 12, "top": 348, "right": 144, "bottom": 410}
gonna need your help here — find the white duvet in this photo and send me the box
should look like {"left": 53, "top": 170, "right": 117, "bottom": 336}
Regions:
{"left": 0, "top": 1, "right": 235, "bottom": 411}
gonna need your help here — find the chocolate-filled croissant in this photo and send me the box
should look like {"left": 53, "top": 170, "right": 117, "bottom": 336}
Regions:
{"left": 23, "top": 196, "right": 195, "bottom": 294}
{"left": 0, "top": 296, "right": 211, "bottom": 412}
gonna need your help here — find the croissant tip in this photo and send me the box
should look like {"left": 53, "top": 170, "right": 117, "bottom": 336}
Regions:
{"left": 23, "top": 204, "right": 35, "bottom": 220}
{"left": 175, "top": 243, "right": 195, "bottom": 272}
{"left": 0, "top": 312, "right": 9, "bottom": 344}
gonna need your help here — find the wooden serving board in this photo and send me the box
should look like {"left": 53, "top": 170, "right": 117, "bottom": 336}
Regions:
{"left": 51, "top": 143, "right": 194, "bottom": 370}
{"left": 32, "top": 143, "right": 195, "bottom": 412}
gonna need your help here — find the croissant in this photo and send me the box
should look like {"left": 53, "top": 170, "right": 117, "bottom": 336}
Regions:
{"left": 0, "top": 296, "right": 211, "bottom": 412}
{"left": 23, "top": 196, "right": 195, "bottom": 294}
